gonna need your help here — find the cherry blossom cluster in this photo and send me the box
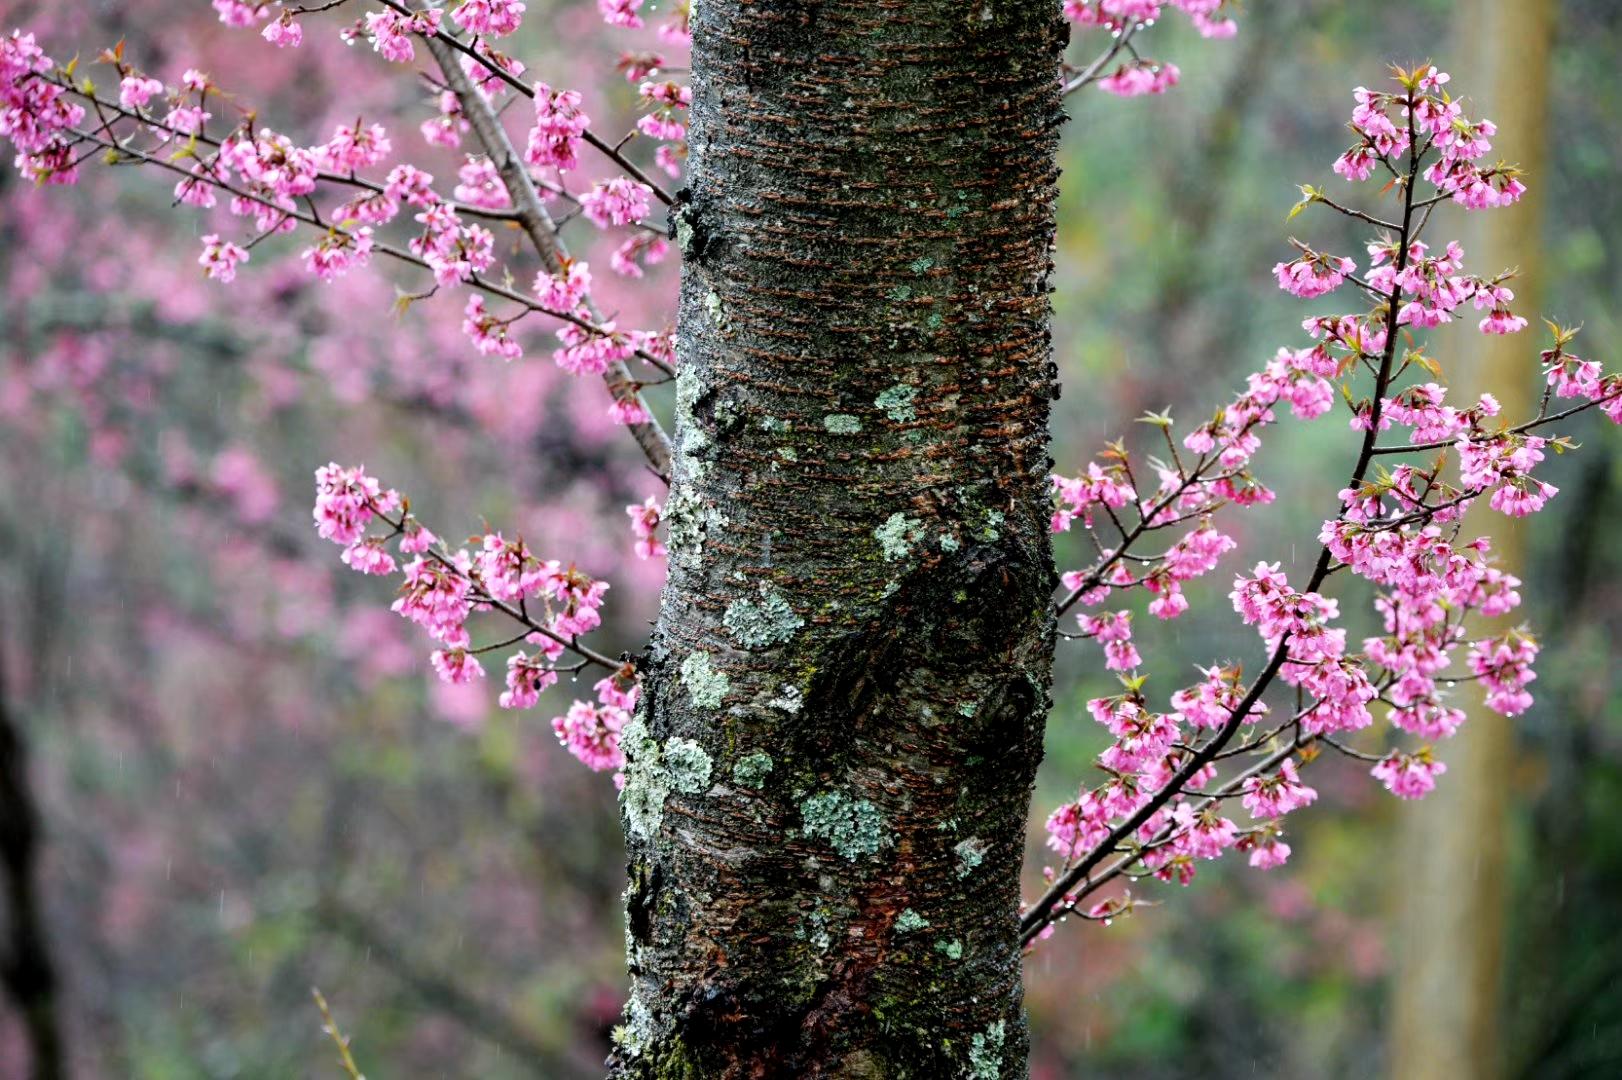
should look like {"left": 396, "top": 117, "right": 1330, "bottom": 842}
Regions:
{"left": 1023, "top": 65, "right": 1622, "bottom": 944}
{"left": 343, "top": 8, "right": 443, "bottom": 64}
{"left": 637, "top": 80, "right": 689, "bottom": 142}
{"left": 596, "top": 0, "right": 691, "bottom": 45}
{"left": 452, "top": 0, "right": 528, "bottom": 39}
{"left": 312, "top": 463, "right": 635, "bottom": 775}
{"left": 417, "top": 50, "right": 528, "bottom": 150}
{"left": 587, "top": 4, "right": 691, "bottom": 177}
{"left": 1335, "top": 68, "right": 1527, "bottom": 212}
{"left": 0, "top": 31, "right": 84, "bottom": 183}
{"left": 1065, "top": 0, "right": 1237, "bottom": 40}
{"left": 525, "top": 82, "right": 589, "bottom": 172}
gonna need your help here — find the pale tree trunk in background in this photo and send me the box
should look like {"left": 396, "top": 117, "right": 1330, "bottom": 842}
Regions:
{"left": 610, "top": 3, "right": 1066, "bottom": 1077}
{"left": 1389, "top": 1, "right": 1553, "bottom": 1077}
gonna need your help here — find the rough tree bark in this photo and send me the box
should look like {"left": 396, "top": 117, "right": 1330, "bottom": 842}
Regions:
{"left": 613, "top": 2, "right": 1066, "bottom": 1076}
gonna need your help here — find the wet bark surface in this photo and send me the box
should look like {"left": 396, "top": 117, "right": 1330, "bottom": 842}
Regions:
{"left": 612, "top": 2, "right": 1066, "bottom": 1077}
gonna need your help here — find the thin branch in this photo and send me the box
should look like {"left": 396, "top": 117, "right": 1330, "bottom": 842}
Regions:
{"left": 1316, "top": 194, "right": 1401, "bottom": 231}
{"left": 382, "top": 0, "right": 674, "bottom": 205}
{"left": 1062, "top": 20, "right": 1144, "bottom": 97}
{"left": 420, "top": 31, "right": 675, "bottom": 483}
{"left": 1370, "top": 387, "right": 1622, "bottom": 455}
{"left": 311, "top": 988, "right": 366, "bottom": 1080}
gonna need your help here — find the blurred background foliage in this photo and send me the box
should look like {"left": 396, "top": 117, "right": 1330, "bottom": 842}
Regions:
{"left": 0, "top": 0, "right": 1618, "bottom": 1076}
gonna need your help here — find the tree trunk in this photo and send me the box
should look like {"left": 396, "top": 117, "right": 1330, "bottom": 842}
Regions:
{"left": 612, "top": 3, "right": 1065, "bottom": 1076}
{"left": 1388, "top": 1, "right": 1553, "bottom": 1076}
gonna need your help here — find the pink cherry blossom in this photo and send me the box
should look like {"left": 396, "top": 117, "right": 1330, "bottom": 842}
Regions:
{"left": 500, "top": 651, "right": 559, "bottom": 710}
{"left": 453, "top": 156, "right": 509, "bottom": 210}
{"left": 580, "top": 176, "right": 652, "bottom": 228}
{"left": 319, "top": 121, "right": 391, "bottom": 174}
{"left": 212, "top": 0, "right": 268, "bottom": 28}
{"left": 119, "top": 75, "right": 164, "bottom": 110}
{"left": 392, "top": 554, "right": 475, "bottom": 646}
{"left": 462, "top": 295, "right": 523, "bottom": 362}
{"left": 598, "top": 0, "right": 646, "bottom": 30}
{"left": 535, "top": 259, "right": 592, "bottom": 312}
{"left": 1468, "top": 631, "right": 1539, "bottom": 716}
{"left": 313, "top": 463, "right": 396, "bottom": 546}
{"left": 303, "top": 227, "right": 375, "bottom": 283}
{"left": 1241, "top": 759, "right": 1318, "bottom": 820}
{"left": 524, "top": 83, "right": 588, "bottom": 172}
{"left": 1240, "top": 831, "right": 1291, "bottom": 869}
{"left": 398, "top": 517, "right": 437, "bottom": 555}
{"left": 610, "top": 233, "right": 671, "bottom": 278}
{"left": 1479, "top": 308, "right": 1528, "bottom": 335}
{"left": 553, "top": 321, "right": 635, "bottom": 376}
{"left": 261, "top": 13, "right": 302, "bottom": 48}
{"left": 431, "top": 647, "right": 486, "bottom": 686}
{"left": 627, "top": 497, "right": 667, "bottom": 560}
{"left": 360, "top": 8, "right": 441, "bottom": 63}
{"left": 452, "top": 0, "right": 527, "bottom": 37}
{"left": 552, "top": 700, "right": 626, "bottom": 772}
{"left": 1371, "top": 750, "right": 1447, "bottom": 799}
{"left": 341, "top": 537, "right": 398, "bottom": 576}
{"left": 1274, "top": 251, "right": 1355, "bottom": 299}
{"left": 636, "top": 79, "right": 690, "bottom": 141}
{"left": 1099, "top": 61, "right": 1180, "bottom": 97}
{"left": 197, "top": 234, "right": 248, "bottom": 283}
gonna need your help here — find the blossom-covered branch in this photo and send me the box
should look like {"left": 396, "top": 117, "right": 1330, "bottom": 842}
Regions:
{"left": 416, "top": 21, "right": 673, "bottom": 480}
{"left": 1024, "top": 63, "right": 1622, "bottom": 945}
{"left": 4, "top": 23, "right": 680, "bottom": 481}
{"left": 1062, "top": 1, "right": 1239, "bottom": 99}
{"left": 312, "top": 463, "right": 640, "bottom": 776}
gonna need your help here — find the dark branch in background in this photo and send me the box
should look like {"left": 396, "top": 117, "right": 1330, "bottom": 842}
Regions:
{"left": 1507, "top": 455, "right": 1622, "bottom": 1077}
{"left": 26, "top": 617, "right": 588, "bottom": 1080}
{"left": 0, "top": 614, "right": 67, "bottom": 1080}
{"left": 315, "top": 898, "right": 571, "bottom": 1077}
